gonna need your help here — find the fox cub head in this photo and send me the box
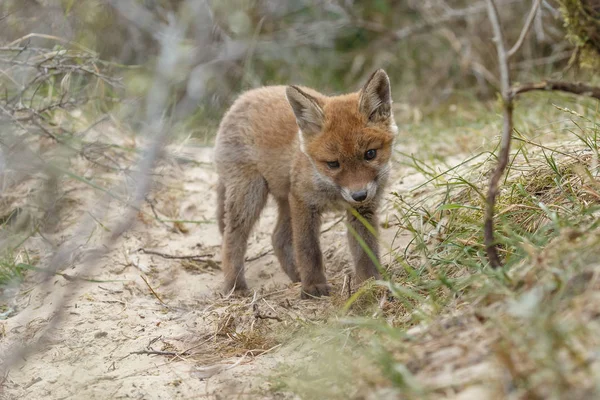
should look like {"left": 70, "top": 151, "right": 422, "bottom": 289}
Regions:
{"left": 286, "top": 69, "right": 397, "bottom": 205}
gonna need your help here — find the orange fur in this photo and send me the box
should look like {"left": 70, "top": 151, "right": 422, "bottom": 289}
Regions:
{"left": 214, "top": 70, "right": 397, "bottom": 298}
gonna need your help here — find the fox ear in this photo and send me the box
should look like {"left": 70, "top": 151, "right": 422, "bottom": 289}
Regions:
{"left": 286, "top": 86, "right": 324, "bottom": 136}
{"left": 359, "top": 69, "right": 392, "bottom": 123}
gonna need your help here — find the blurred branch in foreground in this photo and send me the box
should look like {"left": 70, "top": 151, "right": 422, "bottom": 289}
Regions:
{"left": 0, "top": 0, "right": 219, "bottom": 379}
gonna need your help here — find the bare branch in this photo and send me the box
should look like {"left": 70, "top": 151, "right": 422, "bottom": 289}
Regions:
{"left": 137, "top": 248, "right": 215, "bottom": 261}
{"left": 511, "top": 81, "right": 600, "bottom": 100}
{"left": 484, "top": 0, "right": 514, "bottom": 268}
{"left": 0, "top": 7, "right": 196, "bottom": 378}
{"left": 507, "top": 0, "right": 542, "bottom": 59}
{"left": 486, "top": 0, "right": 511, "bottom": 95}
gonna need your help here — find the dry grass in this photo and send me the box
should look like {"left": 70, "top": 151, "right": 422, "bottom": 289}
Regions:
{"left": 270, "top": 93, "right": 600, "bottom": 399}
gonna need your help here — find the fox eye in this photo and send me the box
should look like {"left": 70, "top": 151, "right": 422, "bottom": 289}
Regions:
{"left": 364, "top": 149, "right": 377, "bottom": 160}
{"left": 326, "top": 161, "right": 340, "bottom": 169}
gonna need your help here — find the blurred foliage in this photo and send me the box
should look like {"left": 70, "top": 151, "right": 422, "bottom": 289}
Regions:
{"left": 0, "top": 0, "right": 585, "bottom": 120}
{"left": 558, "top": 0, "right": 600, "bottom": 68}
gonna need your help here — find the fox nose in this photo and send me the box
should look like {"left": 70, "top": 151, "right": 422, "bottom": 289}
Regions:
{"left": 351, "top": 189, "right": 368, "bottom": 202}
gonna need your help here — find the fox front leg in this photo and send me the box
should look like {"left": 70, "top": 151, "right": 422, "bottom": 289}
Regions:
{"left": 346, "top": 206, "right": 381, "bottom": 283}
{"left": 289, "top": 194, "right": 331, "bottom": 298}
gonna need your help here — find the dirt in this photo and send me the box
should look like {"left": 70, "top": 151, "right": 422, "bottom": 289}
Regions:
{"left": 0, "top": 131, "right": 420, "bottom": 400}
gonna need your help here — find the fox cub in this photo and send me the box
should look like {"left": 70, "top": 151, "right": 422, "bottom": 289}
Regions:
{"left": 214, "top": 69, "right": 397, "bottom": 298}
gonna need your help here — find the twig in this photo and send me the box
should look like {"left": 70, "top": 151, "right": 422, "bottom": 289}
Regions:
{"left": 23, "top": 377, "right": 42, "bottom": 389}
{"left": 245, "top": 249, "right": 272, "bottom": 262}
{"left": 512, "top": 51, "right": 572, "bottom": 68}
{"left": 144, "top": 197, "right": 170, "bottom": 228}
{"left": 507, "top": 0, "right": 542, "bottom": 59}
{"left": 147, "top": 335, "right": 163, "bottom": 349}
{"left": 7, "top": 33, "right": 96, "bottom": 54}
{"left": 484, "top": 0, "right": 513, "bottom": 268}
{"left": 321, "top": 216, "right": 345, "bottom": 233}
{"left": 140, "top": 275, "right": 168, "bottom": 307}
{"left": 511, "top": 81, "right": 600, "bottom": 100}
{"left": 137, "top": 248, "right": 215, "bottom": 261}
{"left": 76, "top": 115, "right": 110, "bottom": 135}
{"left": 487, "top": 0, "right": 510, "bottom": 96}
{"left": 130, "top": 350, "right": 190, "bottom": 357}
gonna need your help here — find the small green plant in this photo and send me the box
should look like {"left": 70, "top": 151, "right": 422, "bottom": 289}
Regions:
{"left": 0, "top": 250, "right": 27, "bottom": 288}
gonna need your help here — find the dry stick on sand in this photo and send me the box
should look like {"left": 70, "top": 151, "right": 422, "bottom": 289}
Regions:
{"left": 130, "top": 350, "right": 191, "bottom": 357}
{"left": 483, "top": 0, "right": 600, "bottom": 268}
{"left": 138, "top": 247, "right": 264, "bottom": 264}
{"left": 140, "top": 275, "right": 169, "bottom": 307}
{"left": 137, "top": 248, "right": 215, "bottom": 261}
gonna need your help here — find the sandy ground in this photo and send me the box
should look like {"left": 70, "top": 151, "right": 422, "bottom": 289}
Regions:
{"left": 0, "top": 133, "right": 418, "bottom": 399}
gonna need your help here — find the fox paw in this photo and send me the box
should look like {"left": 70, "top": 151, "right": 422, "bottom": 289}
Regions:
{"left": 223, "top": 278, "right": 249, "bottom": 295}
{"left": 300, "top": 283, "right": 331, "bottom": 299}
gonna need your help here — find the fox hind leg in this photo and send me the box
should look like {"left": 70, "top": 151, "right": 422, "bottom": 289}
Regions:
{"left": 216, "top": 180, "right": 226, "bottom": 235}
{"left": 272, "top": 198, "right": 300, "bottom": 282}
{"left": 221, "top": 175, "right": 268, "bottom": 293}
